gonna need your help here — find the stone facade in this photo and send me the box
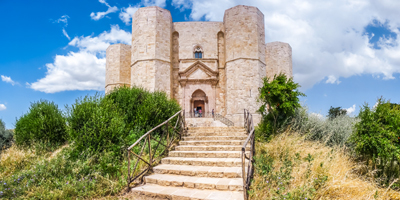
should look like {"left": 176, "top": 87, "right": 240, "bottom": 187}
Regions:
{"left": 105, "top": 5, "right": 293, "bottom": 125}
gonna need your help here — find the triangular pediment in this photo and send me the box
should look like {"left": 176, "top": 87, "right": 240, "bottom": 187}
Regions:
{"left": 188, "top": 68, "right": 211, "bottom": 79}
{"left": 179, "top": 61, "right": 218, "bottom": 78}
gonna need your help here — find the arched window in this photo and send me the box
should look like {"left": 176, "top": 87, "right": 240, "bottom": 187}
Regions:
{"left": 194, "top": 46, "right": 203, "bottom": 59}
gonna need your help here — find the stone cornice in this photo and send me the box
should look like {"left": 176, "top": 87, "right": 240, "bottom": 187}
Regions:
{"left": 130, "top": 58, "right": 170, "bottom": 67}
{"left": 178, "top": 61, "right": 219, "bottom": 86}
{"left": 105, "top": 82, "right": 130, "bottom": 88}
{"left": 225, "top": 57, "right": 266, "bottom": 66}
{"left": 179, "top": 61, "right": 218, "bottom": 77}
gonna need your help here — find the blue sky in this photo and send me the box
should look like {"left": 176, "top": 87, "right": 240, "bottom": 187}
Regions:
{"left": 0, "top": 0, "right": 399, "bottom": 129}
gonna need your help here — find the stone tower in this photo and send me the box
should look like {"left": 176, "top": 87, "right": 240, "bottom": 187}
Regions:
{"left": 105, "top": 44, "right": 131, "bottom": 93}
{"left": 131, "top": 6, "right": 172, "bottom": 97}
{"left": 105, "top": 5, "right": 293, "bottom": 126}
{"left": 223, "top": 5, "right": 266, "bottom": 124}
{"left": 265, "top": 41, "right": 292, "bottom": 79}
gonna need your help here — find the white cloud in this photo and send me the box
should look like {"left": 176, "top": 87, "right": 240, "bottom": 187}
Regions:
{"left": 142, "top": 0, "right": 166, "bottom": 7}
{"left": 0, "top": 104, "right": 6, "bottom": 111}
{"left": 54, "top": 15, "right": 69, "bottom": 26}
{"left": 310, "top": 112, "right": 324, "bottom": 119}
{"left": 172, "top": 0, "right": 400, "bottom": 90}
{"left": 325, "top": 75, "right": 341, "bottom": 84}
{"left": 346, "top": 104, "right": 356, "bottom": 115}
{"left": 30, "top": 25, "right": 131, "bottom": 93}
{"left": 68, "top": 25, "right": 131, "bottom": 53}
{"left": 90, "top": 0, "right": 118, "bottom": 21}
{"left": 1, "top": 75, "right": 16, "bottom": 86}
{"left": 30, "top": 52, "right": 106, "bottom": 93}
{"left": 62, "top": 28, "right": 71, "bottom": 40}
{"left": 119, "top": 5, "right": 140, "bottom": 25}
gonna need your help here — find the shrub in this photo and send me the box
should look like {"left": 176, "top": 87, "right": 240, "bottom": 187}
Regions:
{"left": 67, "top": 87, "right": 181, "bottom": 162}
{"left": 14, "top": 100, "right": 67, "bottom": 148}
{"left": 67, "top": 95, "right": 125, "bottom": 161}
{"left": 258, "top": 73, "right": 305, "bottom": 137}
{"left": 285, "top": 106, "right": 358, "bottom": 147}
{"left": 104, "top": 87, "right": 181, "bottom": 143}
{"left": 0, "top": 119, "right": 13, "bottom": 152}
{"left": 351, "top": 98, "right": 400, "bottom": 186}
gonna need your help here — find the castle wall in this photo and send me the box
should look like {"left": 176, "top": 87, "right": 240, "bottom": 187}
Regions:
{"left": 131, "top": 6, "right": 172, "bottom": 96}
{"left": 266, "top": 42, "right": 293, "bottom": 79}
{"left": 105, "top": 44, "right": 131, "bottom": 93}
{"left": 172, "top": 22, "right": 224, "bottom": 112}
{"left": 224, "top": 5, "right": 266, "bottom": 125}
{"left": 104, "top": 5, "right": 294, "bottom": 127}
{"left": 173, "top": 22, "right": 224, "bottom": 60}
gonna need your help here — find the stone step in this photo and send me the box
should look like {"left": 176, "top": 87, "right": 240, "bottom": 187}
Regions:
{"left": 131, "top": 184, "right": 244, "bottom": 200}
{"left": 187, "top": 130, "right": 247, "bottom": 134}
{"left": 185, "top": 132, "right": 247, "bottom": 137}
{"left": 188, "top": 127, "right": 245, "bottom": 131}
{"left": 182, "top": 136, "right": 248, "bottom": 141}
{"left": 145, "top": 174, "right": 243, "bottom": 191}
{"left": 153, "top": 164, "right": 243, "bottom": 178}
{"left": 180, "top": 140, "right": 245, "bottom": 146}
{"left": 161, "top": 157, "right": 248, "bottom": 167}
{"left": 176, "top": 145, "right": 251, "bottom": 151}
{"left": 169, "top": 151, "right": 249, "bottom": 158}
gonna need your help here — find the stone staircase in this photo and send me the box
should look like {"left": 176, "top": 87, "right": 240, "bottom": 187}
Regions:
{"left": 131, "top": 127, "right": 249, "bottom": 200}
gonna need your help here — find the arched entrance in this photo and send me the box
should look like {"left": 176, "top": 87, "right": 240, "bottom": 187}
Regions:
{"left": 191, "top": 89, "right": 208, "bottom": 117}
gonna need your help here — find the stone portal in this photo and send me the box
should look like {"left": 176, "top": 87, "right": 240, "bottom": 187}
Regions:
{"left": 191, "top": 89, "right": 207, "bottom": 115}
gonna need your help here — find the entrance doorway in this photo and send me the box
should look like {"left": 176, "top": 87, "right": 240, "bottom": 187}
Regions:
{"left": 191, "top": 89, "right": 207, "bottom": 117}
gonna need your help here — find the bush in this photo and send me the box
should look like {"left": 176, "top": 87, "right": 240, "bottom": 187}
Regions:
{"left": 258, "top": 73, "right": 305, "bottom": 137}
{"left": 351, "top": 98, "right": 400, "bottom": 186}
{"left": 0, "top": 119, "right": 13, "bottom": 152}
{"left": 14, "top": 100, "right": 67, "bottom": 148}
{"left": 104, "top": 87, "right": 181, "bottom": 143}
{"left": 285, "top": 106, "right": 358, "bottom": 147}
{"left": 67, "top": 95, "right": 125, "bottom": 161}
{"left": 67, "top": 87, "right": 181, "bottom": 162}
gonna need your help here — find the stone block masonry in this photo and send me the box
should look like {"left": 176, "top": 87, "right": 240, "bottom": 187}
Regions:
{"left": 105, "top": 5, "right": 293, "bottom": 126}
{"left": 105, "top": 44, "right": 131, "bottom": 94}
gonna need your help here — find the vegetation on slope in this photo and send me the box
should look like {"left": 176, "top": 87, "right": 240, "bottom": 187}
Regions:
{"left": 0, "top": 119, "right": 13, "bottom": 152}
{"left": 0, "top": 87, "right": 180, "bottom": 199}
{"left": 251, "top": 74, "right": 400, "bottom": 199}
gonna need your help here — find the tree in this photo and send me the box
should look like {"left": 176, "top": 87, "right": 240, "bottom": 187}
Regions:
{"left": 327, "top": 106, "right": 347, "bottom": 119}
{"left": 0, "top": 119, "right": 13, "bottom": 151}
{"left": 258, "top": 73, "right": 305, "bottom": 135}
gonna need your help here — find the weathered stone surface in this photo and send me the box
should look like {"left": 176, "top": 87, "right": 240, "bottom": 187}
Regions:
{"left": 105, "top": 4, "right": 293, "bottom": 127}
{"left": 105, "top": 44, "right": 131, "bottom": 93}
{"left": 266, "top": 41, "right": 293, "bottom": 79}
{"left": 130, "top": 126, "right": 250, "bottom": 199}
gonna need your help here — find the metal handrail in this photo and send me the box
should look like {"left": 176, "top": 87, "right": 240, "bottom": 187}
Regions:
{"left": 126, "top": 110, "right": 185, "bottom": 188}
{"left": 242, "top": 109, "right": 255, "bottom": 200}
{"left": 214, "top": 113, "right": 234, "bottom": 126}
{"left": 185, "top": 112, "right": 213, "bottom": 118}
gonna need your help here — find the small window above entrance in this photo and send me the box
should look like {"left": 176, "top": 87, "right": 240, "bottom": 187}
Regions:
{"left": 194, "top": 46, "right": 203, "bottom": 59}
{"left": 195, "top": 52, "right": 202, "bottom": 58}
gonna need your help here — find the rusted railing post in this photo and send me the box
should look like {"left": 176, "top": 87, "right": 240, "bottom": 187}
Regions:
{"left": 127, "top": 150, "right": 131, "bottom": 189}
{"left": 148, "top": 135, "right": 152, "bottom": 167}
{"left": 166, "top": 122, "right": 169, "bottom": 147}
{"left": 242, "top": 148, "right": 247, "bottom": 200}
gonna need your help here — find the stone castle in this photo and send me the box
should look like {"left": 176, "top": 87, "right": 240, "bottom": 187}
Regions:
{"left": 105, "top": 5, "right": 292, "bottom": 125}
